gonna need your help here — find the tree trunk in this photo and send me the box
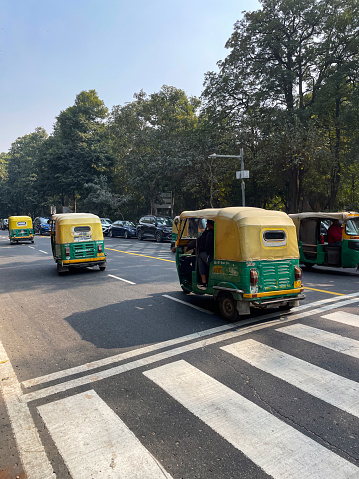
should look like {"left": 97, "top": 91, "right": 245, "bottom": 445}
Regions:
{"left": 287, "top": 163, "right": 301, "bottom": 213}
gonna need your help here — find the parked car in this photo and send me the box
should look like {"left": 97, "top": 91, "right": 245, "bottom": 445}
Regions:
{"left": 109, "top": 220, "right": 137, "bottom": 238}
{"left": 100, "top": 218, "right": 112, "bottom": 236}
{"left": 0, "top": 218, "right": 8, "bottom": 230}
{"left": 33, "top": 217, "right": 51, "bottom": 235}
{"left": 136, "top": 216, "right": 173, "bottom": 242}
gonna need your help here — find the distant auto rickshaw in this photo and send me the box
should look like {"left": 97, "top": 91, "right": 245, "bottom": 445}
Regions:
{"left": 289, "top": 211, "right": 359, "bottom": 269}
{"left": 8, "top": 216, "right": 34, "bottom": 244}
{"left": 50, "top": 213, "right": 106, "bottom": 275}
{"left": 175, "top": 207, "right": 304, "bottom": 320}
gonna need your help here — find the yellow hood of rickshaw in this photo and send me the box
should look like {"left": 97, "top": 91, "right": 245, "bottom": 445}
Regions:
{"left": 8, "top": 216, "right": 33, "bottom": 229}
{"left": 179, "top": 207, "right": 299, "bottom": 262}
{"left": 52, "top": 213, "right": 104, "bottom": 243}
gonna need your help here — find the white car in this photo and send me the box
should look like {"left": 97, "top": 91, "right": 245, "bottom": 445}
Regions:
{"left": 100, "top": 218, "right": 112, "bottom": 236}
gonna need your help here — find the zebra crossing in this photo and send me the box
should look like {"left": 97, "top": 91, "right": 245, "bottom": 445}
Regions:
{"left": 25, "top": 308, "right": 359, "bottom": 478}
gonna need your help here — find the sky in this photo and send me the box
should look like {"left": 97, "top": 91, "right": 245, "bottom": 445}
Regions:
{"left": 0, "top": 0, "right": 260, "bottom": 153}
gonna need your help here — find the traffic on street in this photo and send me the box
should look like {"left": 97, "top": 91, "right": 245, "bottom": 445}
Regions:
{"left": 2, "top": 229, "right": 359, "bottom": 478}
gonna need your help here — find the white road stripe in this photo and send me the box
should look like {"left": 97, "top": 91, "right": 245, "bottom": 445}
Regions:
{"left": 39, "top": 250, "right": 48, "bottom": 254}
{"left": 22, "top": 298, "right": 359, "bottom": 402}
{"left": 144, "top": 360, "right": 358, "bottom": 479}
{"left": 277, "top": 324, "right": 359, "bottom": 358}
{"left": 222, "top": 339, "right": 359, "bottom": 417}
{"left": 37, "top": 390, "right": 172, "bottom": 479}
{"left": 293, "top": 291, "right": 359, "bottom": 311}
{"left": 0, "top": 341, "right": 55, "bottom": 478}
{"left": 163, "top": 294, "right": 214, "bottom": 314}
{"left": 108, "top": 274, "right": 136, "bottom": 284}
{"left": 28, "top": 246, "right": 35, "bottom": 249}
{"left": 321, "top": 311, "right": 359, "bottom": 327}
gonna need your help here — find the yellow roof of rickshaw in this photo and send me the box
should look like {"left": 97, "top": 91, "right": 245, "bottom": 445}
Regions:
{"left": 52, "top": 213, "right": 101, "bottom": 225}
{"left": 8, "top": 215, "right": 32, "bottom": 221}
{"left": 180, "top": 207, "right": 294, "bottom": 226}
{"left": 179, "top": 207, "right": 298, "bottom": 261}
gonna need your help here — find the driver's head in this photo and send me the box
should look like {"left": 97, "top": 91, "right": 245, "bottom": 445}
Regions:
{"left": 207, "top": 220, "right": 214, "bottom": 229}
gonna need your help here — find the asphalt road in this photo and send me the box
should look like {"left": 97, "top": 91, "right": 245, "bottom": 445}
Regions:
{"left": 1, "top": 230, "right": 359, "bottom": 478}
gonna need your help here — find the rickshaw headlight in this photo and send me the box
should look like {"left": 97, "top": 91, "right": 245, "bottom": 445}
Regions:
{"left": 294, "top": 266, "right": 302, "bottom": 280}
{"left": 250, "top": 269, "right": 258, "bottom": 285}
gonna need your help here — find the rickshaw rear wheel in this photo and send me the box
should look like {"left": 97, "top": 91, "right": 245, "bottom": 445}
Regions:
{"left": 181, "top": 286, "right": 191, "bottom": 294}
{"left": 303, "top": 262, "right": 314, "bottom": 270}
{"left": 218, "top": 293, "right": 239, "bottom": 322}
{"left": 99, "top": 265, "right": 106, "bottom": 271}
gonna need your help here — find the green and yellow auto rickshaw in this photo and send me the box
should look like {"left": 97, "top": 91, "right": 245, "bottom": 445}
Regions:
{"left": 50, "top": 213, "right": 106, "bottom": 275}
{"left": 289, "top": 211, "right": 359, "bottom": 269}
{"left": 175, "top": 207, "right": 304, "bottom": 320}
{"left": 8, "top": 216, "right": 34, "bottom": 244}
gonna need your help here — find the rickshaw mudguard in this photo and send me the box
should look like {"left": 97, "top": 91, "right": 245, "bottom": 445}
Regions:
{"left": 212, "top": 282, "right": 243, "bottom": 301}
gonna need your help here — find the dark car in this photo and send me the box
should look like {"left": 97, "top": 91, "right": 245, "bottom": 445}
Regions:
{"left": 109, "top": 220, "right": 137, "bottom": 239}
{"left": 137, "top": 216, "right": 173, "bottom": 242}
{"left": 33, "top": 217, "right": 51, "bottom": 235}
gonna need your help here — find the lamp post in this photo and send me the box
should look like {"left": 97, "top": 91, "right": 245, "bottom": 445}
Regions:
{"left": 208, "top": 149, "right": 248, "bottom": 206}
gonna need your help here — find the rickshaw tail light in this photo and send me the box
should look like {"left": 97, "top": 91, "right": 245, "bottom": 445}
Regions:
{"left": 295, "top": 266, "right": 302, "bottom": 280}
{"left": 98, "top": 244, "right": 103, "bottom": 253}
{"left": 250, "top": 269, "right": 258, "bottom": 285}
{"left": 65, "top": 246, "right": 70, "bottom": 256}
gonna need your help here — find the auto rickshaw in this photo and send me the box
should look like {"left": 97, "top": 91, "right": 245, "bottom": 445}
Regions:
{"left": 289, "top": 211, "right": 359, "bottom": 269}
{"left": 175, "top": 207, "right": 304, "bottom": 320}
{"left": 8, "top": 216, "right": 34, "bottom": 244}
{"left": 50, "top": 213, "right": 106, "bottom": 275}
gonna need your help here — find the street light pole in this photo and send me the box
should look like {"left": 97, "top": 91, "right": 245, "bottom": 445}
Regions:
{"left": 208, "top": 149, "right": 248, "bottom": 206}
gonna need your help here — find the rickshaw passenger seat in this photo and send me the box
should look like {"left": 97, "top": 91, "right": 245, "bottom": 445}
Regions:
{"left": 323, "top": 245, "right": 341, "bottom": 265}
{"left": 179, "top": 255, "right": 196, "bottom": 277}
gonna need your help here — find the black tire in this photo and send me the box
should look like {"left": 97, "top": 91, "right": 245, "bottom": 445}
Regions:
{"left": 99, "top": 265, "right": 106, "bottom": 271}
{"left": 303, "top": 262, "right": 314, "bottom": 270}
{"left": 279, "top": 303, "right": 292, "bottom": 311}
{"left": 109, "top": 229, "right": 113, "bottom": 238}
{"left": 124, "top": 231, "right": 129, "bottom": 239}
{"left": 156, "top": 231, "right": 163, "bottom": 243}
{"left": 218, "top": 293, "right": 239, "bottom": 322}
{"left": 138, "top": 230, "right": 143, "bottom": 240}
{"left": 57, "top": 263, "right": 65, "bottom": 276}
{"left": 181, "top": 286, "right": 191, "bottom": 294}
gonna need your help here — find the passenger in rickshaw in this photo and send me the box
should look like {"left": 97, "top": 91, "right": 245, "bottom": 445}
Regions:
{"left": 187, "top": 219, "right": 215, "bottom": 290}
{"left": 327, "top": 219, "right": 342, "bottom": 245}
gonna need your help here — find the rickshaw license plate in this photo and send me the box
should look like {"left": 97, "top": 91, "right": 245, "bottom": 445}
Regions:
{"left": 213, "top": 265, "right": 223, "bottom": 274}
{"left": 294, "top": 281, "right": 301, "bottom": 288}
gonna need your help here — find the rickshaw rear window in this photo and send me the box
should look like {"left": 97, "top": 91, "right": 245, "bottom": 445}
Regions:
{"left": 262, "top": 230, "right": 287, "bottom": 247}
{"left": 73, "top": 226, "right": 91, "bottom": 233}
{"left": 17, "top": 221, "right": 27, "bottom": 226}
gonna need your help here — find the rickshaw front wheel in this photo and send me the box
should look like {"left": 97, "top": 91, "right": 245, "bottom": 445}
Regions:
{"left": 218, "top": 293, "right": 239, "bottom": 322}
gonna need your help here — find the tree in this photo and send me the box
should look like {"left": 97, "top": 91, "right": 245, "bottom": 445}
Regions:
{"left": 202, "top": 0, "right": 359, "bottom": 212}
{"left": 43, "top": 90, "right": 114, "bottom": 211}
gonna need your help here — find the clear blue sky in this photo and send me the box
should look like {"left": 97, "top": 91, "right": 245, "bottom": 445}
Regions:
{"left": 0, "top": 0, "right": 260, "bottom": 153}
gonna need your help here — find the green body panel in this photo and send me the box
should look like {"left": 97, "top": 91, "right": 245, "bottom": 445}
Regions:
{"left": 176, "top": 249, "right": 300, "bottom": 303}
{"left": 52, "top": 240, "right": 105, "bottom": 263}
{"left": 9, "top": 228, "right": 34, "bottom": 239}
{"left": 298, "top": 239, "right": 359, "bottom": 268}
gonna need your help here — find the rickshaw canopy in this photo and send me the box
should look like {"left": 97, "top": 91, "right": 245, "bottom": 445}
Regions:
{"left": 179, "top": 207, "right": 298, "bottom": 262}
{"left": 8, "top": 215, "right": 33, "bottom": 230}
{"left": 289, "top": 211, "right": 359, "bottom": 230}
{"left": 52, "top": 213, "right": 103, "bottom": 243}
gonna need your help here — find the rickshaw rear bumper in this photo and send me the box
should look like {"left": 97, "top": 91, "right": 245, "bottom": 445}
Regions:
{"left": 251, "top": 293, "right": 306, "bottom": 308}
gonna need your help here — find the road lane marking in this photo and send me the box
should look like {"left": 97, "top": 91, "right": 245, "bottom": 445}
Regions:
{"left": 222, "top": 339, "right": 359, "bottom": 417}
{"left": 28, "top": 246, "right": 35, "bottom": 249}
{"left": 163, "top": 294, "right": 214, "bottom": 314}
{"left": 21, "top": 296, "right": 359, "bottom": 402}
{"left": 321, "top": 311, "right": 359, "bottom": 327}
{"left": 277, "top": 324, "right": 359, "bottom": 358}
{"left": 144, "top": 360, "right": 358, "bottom": 479}
{"left": 108, "top": 274, "right": 136, "bottom": 284}
{"left": 106, "top": 247, "right": 175, "bottom": 263}
{"left": 304, "top": 286, "right": 345, "bottom": 295}
{"left": 294, "top": 291, "right": 359, "bottom": 311}
{"left": 0, "top": 340, "right": 54, "bottom": 478}
{"left": 37, "top": 390, "right": 172, "bottom": 479}
{"left": 39, "top": 250, "right": 48, "bottom": 254}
